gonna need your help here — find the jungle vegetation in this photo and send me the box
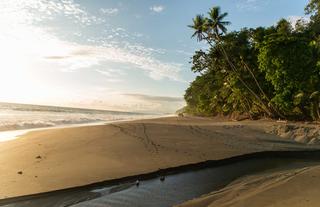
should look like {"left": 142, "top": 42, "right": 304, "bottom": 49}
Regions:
{"left": 184, "top": 0, "right": 320, "bottom": 120}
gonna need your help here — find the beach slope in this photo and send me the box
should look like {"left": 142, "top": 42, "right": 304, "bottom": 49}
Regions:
{"left": 178, "top": 164, "right": 320, "bottom": 207}
{"left": 0, "top": 117, "right": 317, "bottom": 199}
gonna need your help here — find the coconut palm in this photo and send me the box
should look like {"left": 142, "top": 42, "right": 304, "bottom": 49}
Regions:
{"left": 188, "top": 7, "right": 230, "bottom": 44}
{"left": 189, "top": 6, "right": 274, "bottom": 117}
{"left": 206, "top": 7, "right": 230, "bottom": 40}
{"left": 189, "top": 15, "right": 207, "bottom": 42}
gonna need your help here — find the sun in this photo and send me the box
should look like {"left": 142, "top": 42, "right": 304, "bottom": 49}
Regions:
{"left": 0, "top": 32, "right": 44, "bottom": 103}
{"left": 0, "top": 2, "right": 72, "bottom": 104}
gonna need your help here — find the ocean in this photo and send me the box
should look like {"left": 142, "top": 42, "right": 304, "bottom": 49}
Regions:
{"left": 0, "top": 102, "right": 158, "bottom": 132}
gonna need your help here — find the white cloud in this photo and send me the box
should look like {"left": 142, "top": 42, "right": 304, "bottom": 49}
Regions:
{"left": 236, "top": 0, "right": 270, "bottom": 11}
{"left": 176, "top": 50, "right": 193, "bottom": 57}
{"left": 100, "top": 8, "right": 119, "bottom": 16}
{"left": 95, "top": 68, "right": 126, "bottom": 83}
{"left": 0, "top": 0, "right": 183, "bottom": 82}
{"left": 34, "top": 0, "right": 103, "bottom": 25}
{"left": 96, "top": 68, "right": 125, "bottom": 77}
{"left": 287, "top": 16, "right": 310, "bottom": 29}
{"left": 123, "top": 94, "right": 183, "bottom": 102}
{"left": 84, "top": 93, "right": 185, "bottom": 113}
{"left": 0, "top": 0, "right": 104, "bottom": 28}
{"left": 150, "top": 5, "right": 165, "bottom": 13}
{"left": 44, "top": 43, "right": 183, "bottom": 81}
{"left": 0, "top": 0, "right": 185, "bottom": 111}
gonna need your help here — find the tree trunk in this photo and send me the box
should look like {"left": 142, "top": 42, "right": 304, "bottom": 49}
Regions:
{"left": 240, "top": 59, "right": 285, "bottom": 118}
{"left": 202, "top": 33, "right": 273, "bottom": 116}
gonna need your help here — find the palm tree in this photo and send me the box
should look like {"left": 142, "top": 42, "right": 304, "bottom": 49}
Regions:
{"left": 189, "top": 6, "right": 274, "bottom": 117}
{"left": 206, "top": 7, "right": 230, "bottom": 40}
{"left": 310, "top": 91, "right": 320, "bottom": 120}
{"left": 189, "top": 15, "right": 207, "bottom": 42}
{"left": 188, "top": 7, "right": 230, "bottom": 43}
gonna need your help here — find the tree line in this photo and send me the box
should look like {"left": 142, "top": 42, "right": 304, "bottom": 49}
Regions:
{"left": 184, "top": 0, "right": 320, "bottom": 120}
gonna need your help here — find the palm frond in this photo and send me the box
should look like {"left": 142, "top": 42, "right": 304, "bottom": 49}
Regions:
{"left": 310, "top": 91, "right": 320, "bottom": 99}
{"left": 220, "top": 21, "right": 231, "bottom": 26}
{"left": 219, "top": 25, "right": 228, "bottom": 34}
{"left": 217, "top": 12, "right": 228, "bottom": 21}
{"left": 206, "top": 6, "right": 229, "bottom": 37}
{"left": 189, "top": 15, "right": 210, "bottom": 42}
{"left": 208, "top": 7, "right": 221, "bottom": 20}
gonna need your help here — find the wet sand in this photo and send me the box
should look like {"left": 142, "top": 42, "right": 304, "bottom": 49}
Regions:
{"left": 0, "top": 116, "right": 318, "bottom": 201}
{"left": 1, "top": 155, "right": 319, "bottom": 207}
{"left": 178, "top": 160, "right": 320, "bottom": 207}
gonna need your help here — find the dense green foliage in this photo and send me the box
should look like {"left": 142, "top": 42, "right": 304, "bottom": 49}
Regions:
{"left": 185, "top": 1, "right": 320, "bottom": 120}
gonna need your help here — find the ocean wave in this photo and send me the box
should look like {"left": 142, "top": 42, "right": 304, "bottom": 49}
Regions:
{"left": 0, "top": 118, "right": 108, "bottom": 131}
{"left": 0, "top": 102, "right": 141, "bottom": 115}
{"left": 0, "top": 102, "right": 157, "bottom": 132}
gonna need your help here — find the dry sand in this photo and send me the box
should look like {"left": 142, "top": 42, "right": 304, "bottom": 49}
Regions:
{"left": 0, "top": 116, "right": 318, "bottom": 200}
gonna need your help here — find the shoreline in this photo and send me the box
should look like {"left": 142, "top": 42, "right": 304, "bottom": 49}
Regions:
{"left": 0, "top": 114, "right": 172, "bottom": 142}
{"left": 1, "top": 149, "right": 320, "bottom": 206}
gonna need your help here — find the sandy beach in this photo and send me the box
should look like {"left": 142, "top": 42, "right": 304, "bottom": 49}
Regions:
{"left": 0, "top": 116, "right": 319, "bottom": 205}
{"left": 178, "top": 162, "right": 320, "bottom": 207}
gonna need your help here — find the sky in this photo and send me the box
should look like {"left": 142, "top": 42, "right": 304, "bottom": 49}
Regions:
{"left": 0, "top": 0, "right": 309, "bottom": 113}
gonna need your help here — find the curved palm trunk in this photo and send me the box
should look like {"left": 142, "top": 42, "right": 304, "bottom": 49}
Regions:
{"left": 313, "top": 98, "right": 320, "bottom": 120}
{"left": 240, "top": 59, "right": 285, "bottom": 118}
{"left": 204, "top": 34, "right": 273, "bottom": 116}
{"left": 218, "top": 44, "right": 273, "bottom": 116}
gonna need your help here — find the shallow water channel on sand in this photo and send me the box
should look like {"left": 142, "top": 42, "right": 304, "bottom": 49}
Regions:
{"left": 1, "top": 152, "right": 320, "bottom": 207}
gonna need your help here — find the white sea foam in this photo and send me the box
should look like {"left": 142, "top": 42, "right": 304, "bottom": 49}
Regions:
{"left": 0, "top": 102, "right": 159, "bottom": 141}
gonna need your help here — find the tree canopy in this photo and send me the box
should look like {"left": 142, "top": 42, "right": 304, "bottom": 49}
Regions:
{"left": 184, "top": 3, "right": 320, "bottom": 121}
